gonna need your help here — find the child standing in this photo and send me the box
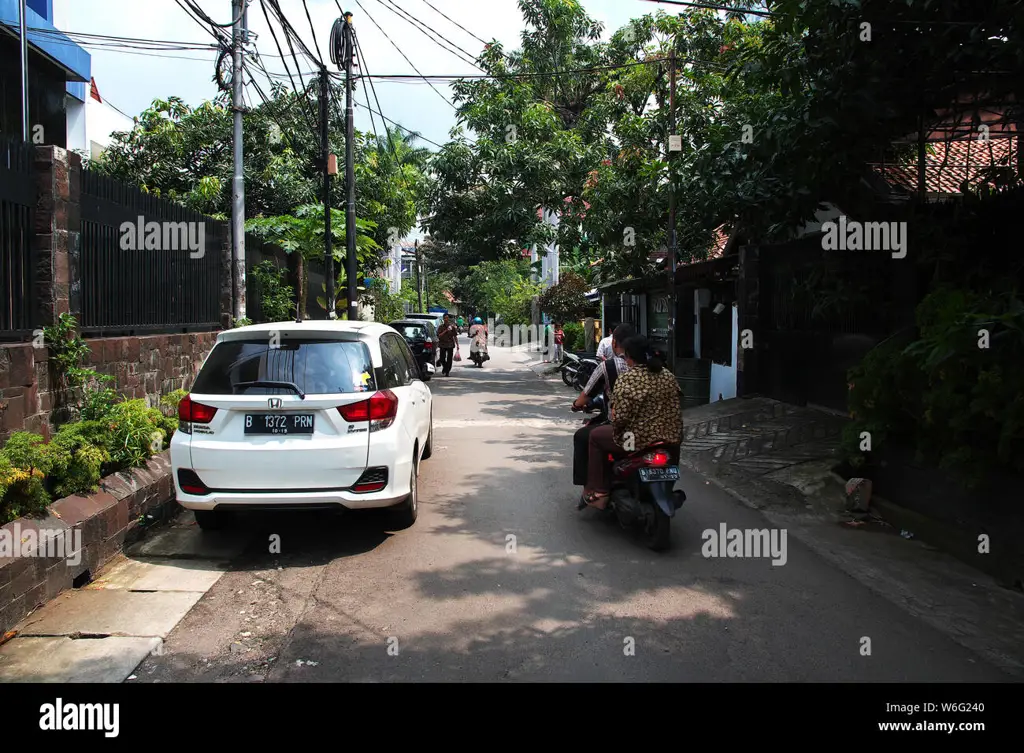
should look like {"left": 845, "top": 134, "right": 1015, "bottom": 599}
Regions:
{"left": 553, "top": 321, "right": 565, "bottom": 363}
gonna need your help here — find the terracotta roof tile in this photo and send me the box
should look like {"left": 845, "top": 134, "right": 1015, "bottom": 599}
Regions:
{"left": 873, "top": 136, "right": 1018, "bottom": 195}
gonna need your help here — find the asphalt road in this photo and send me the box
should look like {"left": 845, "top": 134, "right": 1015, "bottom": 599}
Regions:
{"left": 133, "top": 337, "right": 1010, "bottom": 682}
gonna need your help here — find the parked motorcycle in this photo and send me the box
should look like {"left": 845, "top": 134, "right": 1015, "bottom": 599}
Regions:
{"left": 572, "top": 394, "right": 685, "bottom": 551}
{"left": 560, "top": 351, "right": 600, "bottom": 391}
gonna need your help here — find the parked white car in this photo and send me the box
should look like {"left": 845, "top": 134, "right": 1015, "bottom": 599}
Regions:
{"left": 170, "top": 320, "right": 433, "bottom": 530}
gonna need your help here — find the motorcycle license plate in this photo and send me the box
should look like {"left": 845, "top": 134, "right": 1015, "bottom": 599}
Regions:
{"left": 639, "top": 466, "right": 679, "bottom": 483}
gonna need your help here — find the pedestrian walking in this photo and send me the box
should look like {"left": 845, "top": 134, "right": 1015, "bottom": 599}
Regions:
{"left": 437, "top": 313, "right": 459, "bottom": 376}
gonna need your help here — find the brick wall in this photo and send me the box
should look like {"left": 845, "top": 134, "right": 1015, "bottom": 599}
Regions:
{"left": 0, "top": 332, "right": 217, "bottom": 442}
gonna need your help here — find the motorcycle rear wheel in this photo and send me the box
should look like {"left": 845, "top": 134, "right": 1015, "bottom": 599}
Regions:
{"left": 644, "top": 506, "right": 672, "bottom": 551}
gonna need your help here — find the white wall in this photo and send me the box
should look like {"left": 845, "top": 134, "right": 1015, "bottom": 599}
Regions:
{"left": 85, "top": 95, "right": 133, "bottom": 159}
{"left": 709, "top": 304, "right": 739, "bottom": 402}
{"left": 66, "top": 97, "right": 87, "bottom": 153}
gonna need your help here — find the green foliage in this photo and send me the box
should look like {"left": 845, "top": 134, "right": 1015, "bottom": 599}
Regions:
{"left": 538, "top": 271, "right": 592, "bottom": 321}
{"left": 460, "top": 259, "right": 542, "bottom": 326}
{"left": 0, "top": 388, "right": 183, "bottom": 523}
{"left": 234, "top": 317, "right": 254, "bottom": 328}
{"left": 249, "top": 260, "right": 295, "bottom": 322}
{"left": 364, "top": 278, "right": 406, "bottom": 323}
{"left": 562, "top": 321, "right": 585, "bottom": 351}
{"left": 842, "top": 287, "right": 1024, "bottom": 486}
{"left": 0, "top": 433, "right": 53, "bottom": 523}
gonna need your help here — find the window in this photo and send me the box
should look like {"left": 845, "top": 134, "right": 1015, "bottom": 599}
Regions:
{"left": 396, "top": 337, "right": 420, "bottom": 380}
{"left": 378, "top": 334, "right": 410, "bottom": 387}
{"left": 390, "top": 323, "right": 428, "bottom": 340}
{"left": 191, "top": 339, "right": 376, "bottom": 395}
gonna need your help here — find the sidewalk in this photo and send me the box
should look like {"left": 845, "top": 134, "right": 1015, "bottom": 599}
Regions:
{"left": 679, "top": 396, "right": 1024, "bottom": 677}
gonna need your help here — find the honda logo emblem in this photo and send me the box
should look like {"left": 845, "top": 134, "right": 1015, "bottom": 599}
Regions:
{"left": 268, "top": 398, "right": 282, "bottom": 409}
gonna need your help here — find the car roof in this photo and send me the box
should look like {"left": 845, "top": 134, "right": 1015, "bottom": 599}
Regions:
{"left": 217, "top": 320, "right": 392, "bottom": 343}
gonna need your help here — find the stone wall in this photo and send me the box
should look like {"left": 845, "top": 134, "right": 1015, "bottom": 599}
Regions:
{"left": 0, "top": 332, "right": 216, "bottom": 442}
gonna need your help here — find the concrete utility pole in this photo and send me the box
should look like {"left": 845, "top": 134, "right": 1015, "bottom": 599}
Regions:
{"left": 342, "top": 12, "right": 358, "bottom": 320}
{"left": 320, "top": 66, "right": 336, "bottom": 318}
{"left": 231, "top": 0, "right": 248, "bottom": 322}
{"left": 19, "top": 0, "right": 28, "bottom": 141}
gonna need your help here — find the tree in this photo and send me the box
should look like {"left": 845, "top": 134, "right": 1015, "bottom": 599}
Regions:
{"left": 538, "top": 271, "right": 592, "bottom": 322}
{"left": 246, "top": 205, "right": 379, "bottom": 318}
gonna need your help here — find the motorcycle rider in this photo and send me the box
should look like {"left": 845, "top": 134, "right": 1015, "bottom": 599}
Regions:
{"left": 570, "top": 323, "right": 634, "bottom": 487}
{"left": 580, "top": 335, "right": 682, "bottom": 510}
{"left": 468, "top": 316, "right": 489, "bottom": 366}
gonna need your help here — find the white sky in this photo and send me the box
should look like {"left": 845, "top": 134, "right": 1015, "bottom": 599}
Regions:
{"left": 54, "top": 0, "right": 668, "bottom": 149}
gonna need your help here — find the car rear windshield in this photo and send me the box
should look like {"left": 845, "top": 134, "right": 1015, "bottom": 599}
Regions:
{"left": 391, "top": 323, "right": 428, "bottom": 340}
{"left": 191, "top": 339, "right": 376, "bottom": 395}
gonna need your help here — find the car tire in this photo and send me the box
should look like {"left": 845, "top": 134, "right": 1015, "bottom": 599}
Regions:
{"left": 390, "top": 458, "right": 418, "bottom": 529}
{"left": 194, "top": 509, "right": 226, "bottom": 531}
{"left": 421, "top": 413, "right": 433, "bottom": 459}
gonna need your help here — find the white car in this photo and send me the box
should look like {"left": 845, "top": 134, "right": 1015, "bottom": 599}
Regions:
{"left": 170, "top": 320, "right": 433, "bottom": 530}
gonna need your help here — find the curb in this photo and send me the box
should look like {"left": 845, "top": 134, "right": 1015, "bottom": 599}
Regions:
{"left": 0, "top": 452, "right": 180, "bottom": 634}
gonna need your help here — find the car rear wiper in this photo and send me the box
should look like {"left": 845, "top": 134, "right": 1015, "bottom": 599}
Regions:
{"left": 233, "top": 380, "right": 306, "bottom": 399}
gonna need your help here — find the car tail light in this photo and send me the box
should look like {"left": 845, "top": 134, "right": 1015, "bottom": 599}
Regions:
{"left": 178, "top": 394, "right": 218, "bottom": 423}
{"left": 177, "top": 469, "right": 209, "bottom": 495}
{"left": 352, "top": 467, "right": 388, "bottom": 493}
{"left": 338, "top": 390, "right": 398, "bottom": 430}
{"left": 643, "top": 450, "right": 671, "bottom": 466}
{"left": 424, "top": 341, "right": 433, "bottom": 350}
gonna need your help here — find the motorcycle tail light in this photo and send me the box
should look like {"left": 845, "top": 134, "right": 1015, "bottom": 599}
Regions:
{"left": 643, "top": 450, "right": 671, "bottom": 466}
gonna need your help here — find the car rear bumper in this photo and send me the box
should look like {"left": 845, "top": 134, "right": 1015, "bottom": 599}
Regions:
{"left": 175, "top": 486, "right": 408, "bottom": 511}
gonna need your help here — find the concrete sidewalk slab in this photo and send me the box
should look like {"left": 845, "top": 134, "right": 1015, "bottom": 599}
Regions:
{"left": 125, "top": 527, "right": 248, "bottom": 560}
{"left": 83, "top": 555, "right": 227, "bottom": 592}
{"left": 0, "top": 636, "right": 161, "bottom": 683}
{"left": 18, "top": 590, "right": 203, "bottom": 639}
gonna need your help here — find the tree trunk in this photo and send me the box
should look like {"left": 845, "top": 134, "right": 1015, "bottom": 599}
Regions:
{"left": 297, "top": 254, "right": 307, "bottom": 318}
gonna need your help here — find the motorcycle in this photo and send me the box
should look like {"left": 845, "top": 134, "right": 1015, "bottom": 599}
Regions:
{"left": 560, "top": 351, "right": 600, "bottom": 391}
{"left": 572, "top": 394, "right": 685, "bottom": 551}
{"left": 469, "top": 348, "right": 489, "bottom": 367}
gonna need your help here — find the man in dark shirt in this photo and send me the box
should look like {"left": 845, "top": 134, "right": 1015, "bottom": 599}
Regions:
{"left": 436, "top": 313, "right": 459, "bottom": 376}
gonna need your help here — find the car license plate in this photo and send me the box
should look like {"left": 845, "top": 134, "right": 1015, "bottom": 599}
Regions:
{"left": 244, "top": 414, "right": 315, "bottom": 435}
{"left": 639, "top": 466, "right": 679, "bottom": 483}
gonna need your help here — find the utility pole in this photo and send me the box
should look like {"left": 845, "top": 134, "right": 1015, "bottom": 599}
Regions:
{"left": 231, "top": 0, "right": 248, "bottom": 323}
{"left": 19, "top": 0, "right": 28, "bottom": 141}
{"left": 320, "top": 67, "right": 336, "bottom": 319}
{"left": 666, "top": 47, "right": 678, "bottom": 370}
{"left": 415, "top": 239, "right": 423, "bottom": 311}
{"left": 342, "top": 12, "right": 358, "bottom": 320}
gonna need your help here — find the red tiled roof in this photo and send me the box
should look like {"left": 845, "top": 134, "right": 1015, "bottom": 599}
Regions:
{"left": 874, "top": 136, "right": 1018, "bottom": 195}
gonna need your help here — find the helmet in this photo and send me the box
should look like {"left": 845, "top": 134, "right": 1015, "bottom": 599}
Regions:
{"left": 473, "top": 317, "right": 482, "bottom": 324}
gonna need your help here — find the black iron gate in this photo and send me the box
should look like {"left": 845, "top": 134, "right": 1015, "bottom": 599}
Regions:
{"left": 757, "top": 235, "right": 914, "bottom": 411}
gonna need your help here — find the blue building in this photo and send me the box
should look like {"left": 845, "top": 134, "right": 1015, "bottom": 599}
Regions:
{"left": 0, "top": 0, "right": 91, "bottom": 146}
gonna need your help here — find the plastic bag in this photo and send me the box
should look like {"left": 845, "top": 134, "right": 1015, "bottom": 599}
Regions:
{"left": 454, "top": 346, "right": 461, "bottom": 362}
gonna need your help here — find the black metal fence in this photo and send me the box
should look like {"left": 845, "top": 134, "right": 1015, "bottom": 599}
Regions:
{"left": 0, "top": 139, "right": 36, "bottom": 341}
{"left": 78, "top": 169, "right": 224, "bottom": 336}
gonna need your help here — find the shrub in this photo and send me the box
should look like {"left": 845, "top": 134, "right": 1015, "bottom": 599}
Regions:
{"left": 44, "top": 421, "right": 111, "bottom": 499}
{"left": 562, "top": 321, "right": 585, "bottom": 351}
{"left": 250, "top": 260, "right": 295, "bottom": 322}
{"left": 0, "top": 433, "right": 54, "bottom": 523}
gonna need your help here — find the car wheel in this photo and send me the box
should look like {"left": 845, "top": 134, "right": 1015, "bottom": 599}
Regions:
{"left": 421, "top": 413, "right": 433, "bottom": 459}
{"left": 390, "top": 458, "right": 418, "bottom": 529}
{"left": 194, "top": 509, "right": 227, "bottom": 530}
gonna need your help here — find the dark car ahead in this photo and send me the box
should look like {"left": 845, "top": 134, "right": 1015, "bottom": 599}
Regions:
{"left": 389, "top": 320, "right": 438, "bottom": 381}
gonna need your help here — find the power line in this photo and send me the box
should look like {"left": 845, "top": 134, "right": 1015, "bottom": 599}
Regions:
{"left": 417, "top": 0, "right": 490, "bottom": 47}
{"left": 258, "top": 0, "right": 319, "bottom": 135}
{"left": 370, "top": 0, "right": 484, "bottom": 70}
{"left": 173, "top": 0, "right": 230, "bottom": 42}
{"left": 301, "top": 0, "right": 326, "bottom": 66}
{"left": 353, "top": 97, "right": 445, "bottom": 149}
{"left": 349, "top": 0, "right": 457, "bottom": 111}
{"left": 181, "top": 0, "right": 247, "bottom": 28}
{"left": 637, "top": 0, "right": 774, "bottom": 16}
